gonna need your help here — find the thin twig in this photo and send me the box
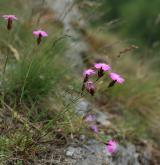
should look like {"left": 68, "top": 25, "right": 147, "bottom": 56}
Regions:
{"left": 51, "top": 35, "right": 72, "bottom": 48}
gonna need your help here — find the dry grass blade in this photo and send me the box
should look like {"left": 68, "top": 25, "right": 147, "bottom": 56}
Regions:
{"left": 3, "top": 102, "right": 41, "bottom": 132}
{"left": 8, "top": 44, "right": 20, "bottom": 61}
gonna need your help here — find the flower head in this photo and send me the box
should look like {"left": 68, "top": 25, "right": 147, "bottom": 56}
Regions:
{"left": 94, "top": 63, "right": 111, "bottom": 78}
{"left": 82, "top": 69, "right": 95, "bottom": 92}
{"left": 2, "top": 15, "right": 18, "bottom": 30}
{"left": 85, "top": 114, "right": 95, "bottom": 122}
{"left": 85, "top": 81, "right": 95, "bottom": 96}
{"left": 3, "top": 15, "right": 18, "bottom": 20}
{"left": 94, "top": 63, "right": 111, "bottom": 71}
{"left": 105, "top": 140, "right": 118, "bottom": 154}
{"left": 83, "top": 69, "right": 96, "bottom": 77}
{"left": 90, "top": 124, "right": 98, "bottom": 133}
{"left": 33, "top": 30, "right": 48, "bottom": 45}
{"left": 33, "top": 30, "right": 48, "bottom": 37}
{"left": 109, "top": 72, "right": 125, "bottom": 84}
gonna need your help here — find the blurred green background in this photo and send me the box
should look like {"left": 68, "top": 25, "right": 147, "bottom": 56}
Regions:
{"left": 94, "top": 0, "right": 160, "bottom": 47}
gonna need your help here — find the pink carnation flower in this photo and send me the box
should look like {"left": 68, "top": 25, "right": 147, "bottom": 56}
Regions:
{"left": 82, "top": 69, "right": 95, "bottom": 92}
{"left": 105, "top": 140, "right": 118, "bottom": 154}
{"left": 94, "top": 63, "right": 111, "bottom": 71}
{"left": 109, "top": 72, "right": 125, "bottom": 84}
{"left": 33, "top": 30, "right": 48, "bottom": 45}
{"left": 83, "top": 69, "right": 96, "bottom": 77}
{"left": 33, "top": 30, "right": 48, "bottom": 37}
{"left": 2, "top": 15, "right": 18, "bottom": 30}
{"left": 3, "top": 15, "right": 18, "bottom": 20}
{"left": 90, "top": 124, "right": 98, "bottom": 133}
{"left": 85, "top": 81, "right": 95, "bottom": 96}
{"left": 94, "top": 63, "right": 111, "bottom": 78}
{"left": 85, "top": 114, "right": 95, "bottom": 122}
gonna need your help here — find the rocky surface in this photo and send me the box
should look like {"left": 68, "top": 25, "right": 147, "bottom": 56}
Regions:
{"left": 65, "top": 139, "right": 152, "bottom": 165}
{"left": 47, "top": 0, "right": 90, "bottom": 71}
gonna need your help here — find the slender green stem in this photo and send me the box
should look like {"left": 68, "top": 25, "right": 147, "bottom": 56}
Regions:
{"left": 1, "top": 54, "right": 9, "bottom": 101}
{"left": 3, "top": 54, "right": 9, "bottom": 76}
{"left": 1, "top": 31, "right": 11, "bottom": 102}
{"left": 20, "top": 58, "right": 34, "bottom": 103}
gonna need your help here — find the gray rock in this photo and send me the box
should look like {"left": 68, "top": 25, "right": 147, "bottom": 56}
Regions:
{"left": 66, "top": 146, "right": 86, "bottom": 160}
{"left": 95, "top": 111, "right": 111, "bottom": 127}
{"left": 47, "top": 0, "right": 89, "bottom": 71}
{"left": 66, "top": 139, "right": 110, "bottom": 165}
{"left": 76, "top": 155, "right": 104, "bottom": 165}
{"left": 66, "top": 147, "right": 77, "bottom": 157}
{"left": 65, "top": 140, "right": 151, "bottom": 165}
{"left": 75, "top": 99, "right": 91, "bottom": 116}
{"left": 112, "top": 144, "right": 140, "bottom": 165}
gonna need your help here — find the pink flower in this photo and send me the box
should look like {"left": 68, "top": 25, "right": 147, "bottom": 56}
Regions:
{"left": 90, "top": 124, "right": 98, "bottom": 133}
{"left": 82, "top": 69, "right": 96, "bottom": 92}
{"left": 3, "top": 15, "right": 18, "bottom": 20}
{"left": 33, "top": 30, "right": 48, "bottom": 37}
{"left": 85, "top": 115, "right": 95, "bottom": 122}
{"left": 94, "top": 63, "right": 111, "bottom": 78}
{"left": 109, "top": 72, "right": 125, "bottom": 84}
{"left": 94, "top": 63, "right": 111, "bottom": 71}
{"left": 33, "top": 30, "right": 48, "bottom": 45}
{"left": 85, "top": 81, "right": 95, "bottom": 96}
{"left": 83, "top": 69, "right": 96, "bottom": 77}
{"left": 82, "top": 69, "right": 95, "bottom": 91}
{"left": 2, "top": 15, "right": 18, "bottom": 30}
{"left": 105, "top": 140, "right": 118, "bottom": 154}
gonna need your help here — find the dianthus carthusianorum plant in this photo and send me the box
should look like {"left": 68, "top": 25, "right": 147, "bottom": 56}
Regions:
{"left": 0, "top": 13, "right": 125, "bottom": 163}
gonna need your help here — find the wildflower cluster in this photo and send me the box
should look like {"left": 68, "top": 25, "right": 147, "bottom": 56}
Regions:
{"left": 82, "top": 63, "right": 124, "bottom": 154}
{"left": 82, "top": 63, "right": 125, "bottom": 96}
{"left": 2, "top": 15, "right": 48, "bottom": 45}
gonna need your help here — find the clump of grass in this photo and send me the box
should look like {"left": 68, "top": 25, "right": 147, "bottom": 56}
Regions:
{"left": 0, "top": 102, "right": 87, "bottom": 164}
{"left": 0, "top": 2, "right": 68, "bottom": 104}
{"left": 5, "top": 40, "right": 67, "bottom": 103}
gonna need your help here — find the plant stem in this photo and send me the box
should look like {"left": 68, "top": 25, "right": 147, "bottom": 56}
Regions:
{"left": 20, "top": 58, "right": 34, "bottom": 103}
{"left": 1, "top": 31, "right": 11, "bottom": 102}
{"left": 1, "top": 54, "right": 9, "bottom": 102}
{"left": 31, "top": 74, "right": 102, "bottom": 142}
